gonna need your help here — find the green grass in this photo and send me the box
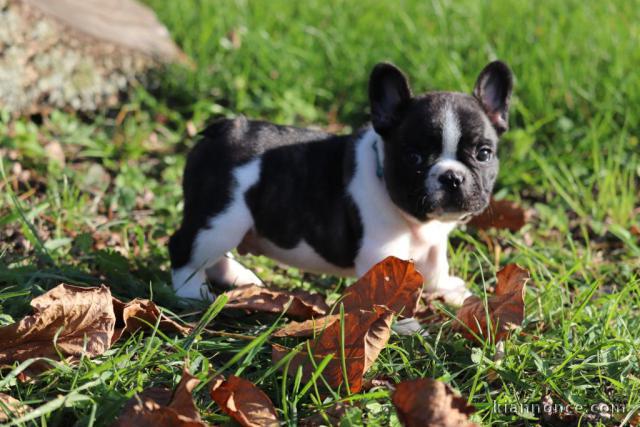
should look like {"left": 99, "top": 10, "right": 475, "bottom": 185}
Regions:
{"left": 1, "top": 0, "right": 639, "bottom": 425}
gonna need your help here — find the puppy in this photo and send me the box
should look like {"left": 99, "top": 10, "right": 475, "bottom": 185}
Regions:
{"left": 169, "top": 61, "right": 513, "bottom": 306}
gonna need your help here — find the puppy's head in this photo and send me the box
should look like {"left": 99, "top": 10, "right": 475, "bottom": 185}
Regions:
{"left": 369, "top": 61, "right": 513, "bottom": 222}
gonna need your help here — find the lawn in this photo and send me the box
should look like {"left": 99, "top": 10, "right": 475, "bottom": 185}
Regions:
{"left": 1, "top": 0, "right": 639, "bottom": 425}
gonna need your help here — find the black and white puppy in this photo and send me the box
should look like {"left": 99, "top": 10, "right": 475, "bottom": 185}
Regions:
{"left": 169, "top": 61, "right": 513, "bottom": 306}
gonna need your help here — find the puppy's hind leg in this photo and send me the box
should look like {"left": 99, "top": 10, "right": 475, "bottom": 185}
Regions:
{"left": 171, "top": 211, "right": 255, "bottom": 300}
{"left": 205, "top": 253, "right": 263, "bottom": 289}
{"left": 170, "top": 159, "right": 262, "bottom": 300}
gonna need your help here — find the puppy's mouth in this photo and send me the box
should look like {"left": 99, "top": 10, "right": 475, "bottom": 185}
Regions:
{"left": 421, "top": 194, "right": 489, "bottom": 222}
{"left": 425, "top": 208, "right": 473, "bottom": 222}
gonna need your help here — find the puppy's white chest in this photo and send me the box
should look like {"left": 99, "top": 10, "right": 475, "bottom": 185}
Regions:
{"left": 407, "top": 220, "right": 457, "bottom": 259}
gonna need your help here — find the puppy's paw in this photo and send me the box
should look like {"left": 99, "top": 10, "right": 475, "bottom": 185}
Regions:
{"left": 437, "top": 276, "right": 472, "bottom": 307}
{"left": 392, "top": 317, "right": 427, "bottom": 336}
{"left": 172, "top": 268, "right": 215, "bottom": 301}
{"left": 205, "top": 255, "right": 264, "bottom": 289}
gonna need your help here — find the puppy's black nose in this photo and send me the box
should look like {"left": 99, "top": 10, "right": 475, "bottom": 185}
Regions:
{"left": 439, "top": 170, "right": 465, "bottom": 190}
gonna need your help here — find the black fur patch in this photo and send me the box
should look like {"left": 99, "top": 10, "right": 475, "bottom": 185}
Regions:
{"left": 245, "top": 131, "right": 363, "bottom": 268}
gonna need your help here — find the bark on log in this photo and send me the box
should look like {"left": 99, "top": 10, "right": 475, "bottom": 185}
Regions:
{"left": 0, "top": 0, "right": 186, "bottom": 115}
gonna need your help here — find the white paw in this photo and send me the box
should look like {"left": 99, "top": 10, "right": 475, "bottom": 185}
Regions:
{"left": 436, "top": 276, "right": 472, "bottom": 307}
{"left": 392, "top": 317, "right": 426, "bottom": 336}
{"left": 172, "top": 268, "right": 215, "bottom": 301}
{"left": 205, "top": 256, "right": 264, "bottom": 287}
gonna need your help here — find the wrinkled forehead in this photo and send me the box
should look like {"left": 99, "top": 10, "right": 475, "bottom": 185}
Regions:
{"left": 400, "top": 92, "right": 498, "bottom": 143}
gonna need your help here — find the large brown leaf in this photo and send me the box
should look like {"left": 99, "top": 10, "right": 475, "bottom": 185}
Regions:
{"left": 210, "top": 375, "right": 279, "bottom": 427}
{"left": 341, "top": 257, "right": 424, "bottom": 317}
{"left": 0, "top": 392, "right": 31, "bottom": 422}
{"left": 112, "top": 298, "right": 192, "bottom": 343}
{"left": 273, "top": 257, "right": 422, "bottom": 338}
{"left": 223, "top": 284, "right": 329, "bottom": 320}
{"left": 392, "top": 378, "right": 478, "bottom": 427}
{"left": 455, "top": 264, "right": 529, "bottom": 343}
{"left": 112, "top": 368, "right": 206, "bottom": 427}
{"left": 272, "top": 306, "right": 393, "bottom": 393}
{"left": 468, "top": 198, "right": 529, "bottom": 232}
{"left": 0, "top": 284, "right": 116, "bottom": 364}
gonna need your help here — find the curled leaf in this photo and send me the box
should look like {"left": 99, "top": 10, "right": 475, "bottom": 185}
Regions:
{"left": 455, "top": 264, "right": 529, "bottom": 343}
{"left": 468, "top": 198, "right": 529, "bottom": 232}
{"left": 210, "top": 375, "right": 279, "bottom": 427}
{"left": 223, "top": 284, "right": 329, "bottom": 320}
{"left": 0, "top": 284, "right": 116, "bottom": 364}
{"left": 272, "top": 306, "right": 393, "bottom": 393}
{"left": 112, "top": 298, "right": 192, "bottom": 343}
{"left": 392, "top": 378, "right": 478, "bottom": 427}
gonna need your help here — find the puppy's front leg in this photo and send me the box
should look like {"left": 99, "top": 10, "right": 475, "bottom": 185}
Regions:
{"left": 418, "top": 240, "right": 471, "bottom": 307}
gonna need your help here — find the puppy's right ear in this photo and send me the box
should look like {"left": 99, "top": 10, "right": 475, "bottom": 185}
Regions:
{"left": 369, "top": 62, "right": 412, "bottom": 134}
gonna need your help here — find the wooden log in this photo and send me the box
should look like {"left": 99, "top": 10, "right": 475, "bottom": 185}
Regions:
{"left": 0, "top": 0, "right": 187, "bottom": 115}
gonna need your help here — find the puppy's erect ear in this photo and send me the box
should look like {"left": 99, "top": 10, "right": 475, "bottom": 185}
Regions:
{"left": 369, "top": 62, "right": 412, "bottom": 134}
{"left": 473, "top": 61, "right": 513, "bottom": 134}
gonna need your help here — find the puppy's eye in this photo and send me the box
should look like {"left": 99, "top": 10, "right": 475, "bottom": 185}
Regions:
{"left": 476, "top": 148, "right": 493, "bottom": 162}
{"left": 406, "top": 152, "right": 424, "bottom": 166}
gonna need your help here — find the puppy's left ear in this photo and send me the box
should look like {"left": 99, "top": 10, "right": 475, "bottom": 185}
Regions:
{"left": 473, "top": 61, "right": 513, "bottom": 134}
{"left": 369, "top": 62, "right": 412, "bottom": 134}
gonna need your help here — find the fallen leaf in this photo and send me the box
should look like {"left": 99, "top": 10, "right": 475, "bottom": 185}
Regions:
{"left": 341, "top": 257, "right": 424, "bottom": 317}
{"left": 210, "top": 375, "right": 279, "bottom": 427}
{"left": 112, "top": 298, "right": 192, "bottom": 343}
{"left": 392, "top": 378, "right": 478, "bottom": 427}
{"left": 454, "top": 264, "right": 529, "bottom": 343}
{"left": 0, "top": 284, "right": 116, "bottom": 364}
{"left": 112, "top": 368, "right": 206, "bottom": 427}
{"left": 223, "top": 284, "right": 329, "bottom": 320}
{"left": 0, "top": 392, "right": 31, "bottom": 422}
{"left": 273, "top": 314, "right": 340, "bottom": 338}
{"left": 273, "top": 257, "right": 422, "bottom": 337}
{"left": 272, "top": 306, "right": 393, "bottom": 393}
{"left": 468, "top": 198, "right": 529, "bottom": 232}
{"left": 631, "top": 224, "right": 640, "bottom": 237}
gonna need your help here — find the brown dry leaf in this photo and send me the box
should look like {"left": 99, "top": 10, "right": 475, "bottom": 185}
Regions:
{"left": 631, "top": 224, "right": 640, "bottom": 237}
{"left": 112, "top": 368, "right": 206, "bottom": 427}
{"left": 454, "top": 264, "right": 529, "bottom": 343}
{"left": 272, "top": 314, "right": 340, "bottom": 338}
{"left": 392, "top": 378, "right": 478, "bottom": 427}
{"left": 223, "top": 284, "right": 329, "bottom": 320}
{"left": 0, "top": 284, "right": 116, "bottom": 364}
{"left": 272, "top": 306, "right": 393, "bottom": 393}
{"left": 273, "top": 256, "right": 423, "bottom": 337}
{"left": 341, "top": 256, "right": 424, "bottom": 317}
{"left": 0, "top": 392, "right": 31, "bottom": 422}
{"left": 112, "top": 298, "right": 192, "bottom": 343}
{"left": 210, "top": 375, "right": 279, "bottom": 427}
{"left": 468, "top": 198, "right": 529, "bottom": 232}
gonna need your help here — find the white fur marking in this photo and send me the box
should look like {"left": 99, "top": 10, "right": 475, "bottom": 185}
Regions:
{"left": 441, "top": 105, "right": 461, "bottom": 160}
